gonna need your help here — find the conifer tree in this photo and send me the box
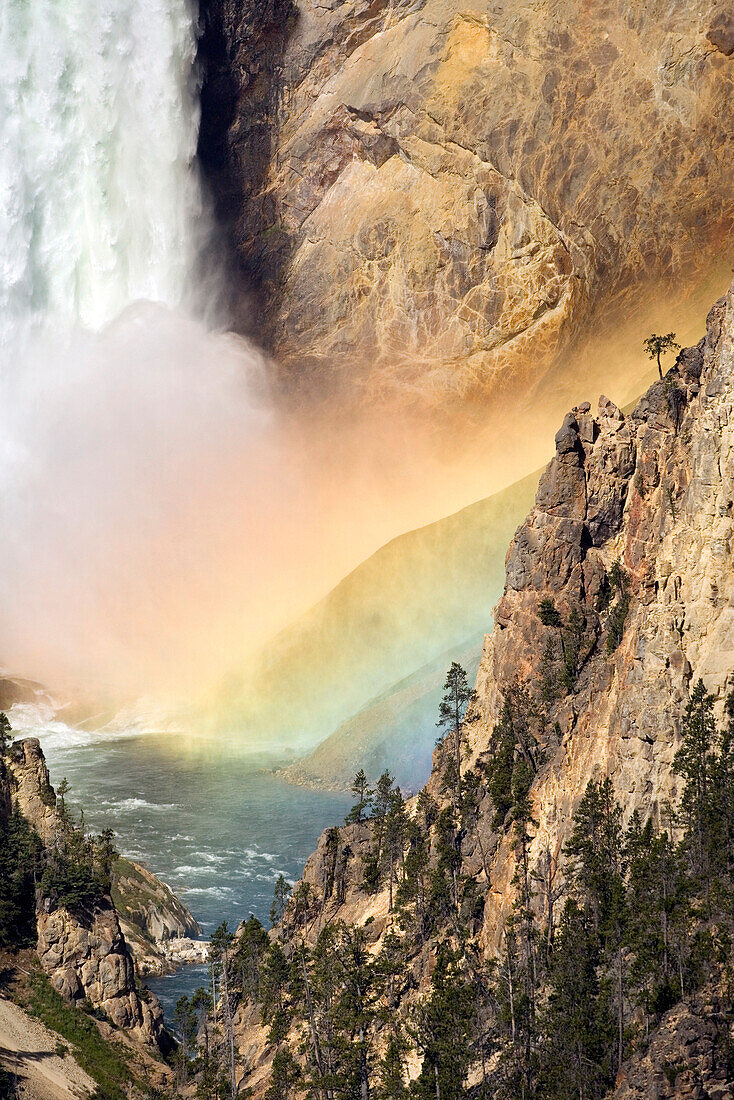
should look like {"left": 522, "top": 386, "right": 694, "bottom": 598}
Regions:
{"left": 673, "top": 679, "right": 716, "bottom": 882}
{"left": 539, "top": 899, "right": 612, "bottom": 1100}
{"left": 174, "top": 995, "right": 198, "bottom": 1084}
{"left": 235, "top": 915, "right": 270, "bottom": 999}
{"left": 411, "top": 944, "right": 475, "bottom": 1100}
{"left": 0, "top": 712, "right": 11, "bottom": 756}
{"left": 643, "top": 332, "right": 679, "bottom": 379}
{"left": 347, "top": 768, "right": 374, "bottom": 824}
{"left": 210, "top": 922, "right": 237, "bottom": 1095}
{"left": 436, "top": 662, "right": 477, "bottom": 804}
{"left": 565, "top": 778, "right": 624, "bottom": 933}
{"left": 270, "top": 874, "right": 292, "bottom": 927}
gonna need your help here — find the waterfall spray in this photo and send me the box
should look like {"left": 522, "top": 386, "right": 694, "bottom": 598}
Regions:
{"left": 0, "top": 0, "right": 206, "bottom": 346}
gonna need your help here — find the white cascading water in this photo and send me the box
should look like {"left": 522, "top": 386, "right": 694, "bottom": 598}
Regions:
{"left": 0, "top": 0, "right": 469, "bottom": 706}
{"left": 0, "top": 0, "right": 295, "bottom": 698}
{"left": 0, "top": 0, "right": 204, "bottom": 346}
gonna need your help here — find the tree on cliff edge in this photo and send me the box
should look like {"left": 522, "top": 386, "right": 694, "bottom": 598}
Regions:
{"left": 0, "top": 712, "right": 11, "bottom": 756}
{"left": 644, "top": 332, "right": 680, "bottom": 380}
{"left": 437, "top": 662, "right": 477, "bottom": 804}
{"left": 347, "top": 768, "right": 373, "bottom": 824}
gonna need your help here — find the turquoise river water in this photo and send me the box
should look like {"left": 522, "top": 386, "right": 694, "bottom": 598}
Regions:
{"left": 9, "top": 705, "right": 351, "bottom": 1024}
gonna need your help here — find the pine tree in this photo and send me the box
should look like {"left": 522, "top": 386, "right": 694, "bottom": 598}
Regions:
{"left": 538, "top": 900, "right": 612, "bottom": 1100}
{"left": 270, "top": 874, "right": 292, "bottom": 927}
{"left": 643, "top": 332, "right": 679, "bottom": 380}
{"left": 673, "top": 679, "right": 716, "bottom": 883}
{"left": 377, "top": 1029, "right": 409, "bottom": 1100}
{"left": 565, "top": 778, "right": 624, "bottom": 934}
{"left": 347, "top": 768, "right": 374, "bottom": 824}
{"left": 411, "top": 944, "right": 475, "bottom": 1100}
{"left": 0, "top": 712, "right": 12, "bottom": 756}
{"left": 174, "top": 995, "right": 198, "bottom": 1084}
{"left": 260, "top": 942, "right": 292, "bottom": 1045}
{"left": 94, "top": 828, "right": 117, "bottom": 892}
{"left": 624, "top": 815, "right": 682, "bottom": 1015}
{"left": 210, "top": 922, "right": 237, "bottom": 1095}
{"left": 436, "top": 663, "right": 477, "bottom": 805}
{"left": 234, "top": 915, "right": 270, "bottom": 1000}
{"left": 264, "top": 1048, "right": 300, "bottom": 1100}
{"left": 710, "top": 689, "right": 734, "bottom": 882}
{"left": 0, "top": 809, "right": 42, "bottom": 946}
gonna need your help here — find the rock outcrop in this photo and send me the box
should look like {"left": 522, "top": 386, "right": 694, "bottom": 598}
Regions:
{"left": 5, "top": 738, "right": 175, "bottom": 1049}
{"left": 200, "top": 0, "right": 734, "bottom": 406}
{"left": 236, "top": 280, "right": 734, "bottom": 1092}
{"left": 611, "top": 990, "right": 734, "bottom": 1100}
{"left": 35, "top": 902, "right": 166, "bottom": 1048}
{"left": 8, "top": 737, "right": 60, "bottom": 847}
{"left": 112, "top": 856, "right": 206, "bottom": 975}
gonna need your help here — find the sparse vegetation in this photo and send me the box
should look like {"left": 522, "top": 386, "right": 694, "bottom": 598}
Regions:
{"left": 644, "top": 332, "right": 680, "bottom": 380}
{"left": 22, "top": 969, "right": 133, "bottom": 1100}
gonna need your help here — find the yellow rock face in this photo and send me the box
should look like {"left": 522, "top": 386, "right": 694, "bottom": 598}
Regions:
{"left": 240, "top": 0, "right": 734, "bottom": 404}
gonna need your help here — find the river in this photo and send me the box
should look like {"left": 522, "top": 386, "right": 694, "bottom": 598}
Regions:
{"left": 10, "top": 705, "right": 351, "bottom": 1021}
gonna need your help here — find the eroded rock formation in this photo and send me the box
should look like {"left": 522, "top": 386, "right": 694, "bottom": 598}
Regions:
{"left": 201, "top": 0, "right": 734, "bottom": 405}
{"left": 236, "top": 280, "right": 734, "bottom": 1092}
{"left": 112, "top": 857, "right": 206, "bottom": 975}
{"left": 5, "top": 738, "right": 180, "bottom": 1049}
{"left": 35, "top": 902, "right": 166, "bottom": 1047}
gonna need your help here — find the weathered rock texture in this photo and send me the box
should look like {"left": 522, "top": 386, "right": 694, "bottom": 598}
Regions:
{"left": 201, "top": 0, "right": 734, "bottom": 404}
{"left": 8, "top": 736, "right": 61, "bottom": 847}
{"left": 238, "top": 280, "right": 734, "bottom": 1092}
{"left": 197, "top": 0, "right": 297, "bottom": 324}
{"left": 611, "top": 989, "right": 734, "bottom": 1100}
{"left": 112, "top": 856, "right": 205, "bottom": 975}
{"left": 36, "top": 902, "right": 166, "bottom": 1047}
{"left": 5, "top": 739, "right": 176, "bottom": 1048}
{"left": 468, "top": 279, "right": 734, "bottom": 950}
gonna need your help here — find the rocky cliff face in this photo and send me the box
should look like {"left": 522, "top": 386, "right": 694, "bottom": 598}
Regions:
{"left": 5, "top": 739, "right": 176, "bottom": 1049}
{"left": 235, "top": 281, "right": 734, "bottom": 1092}
{"left": 197, "top": 0, "right": 296, "bottom": 325}
{"left": 467, "top": 279, "right": 734, "bottom": 950}
{"left": 35, "top": 902, "right": 167, "bottom": 1048}
{"left": 201, "top": 0, "right": 733, "bottom": 406}
{"left": 610, "top": 986, "right": 734, "bottom": 1100}
{"left": 112, "top": 857, "right": 205, "bottom": 976}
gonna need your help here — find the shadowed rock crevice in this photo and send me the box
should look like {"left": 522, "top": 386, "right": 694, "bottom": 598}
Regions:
{"left": 197, "top": 0, "right": 298, "bottom": 332}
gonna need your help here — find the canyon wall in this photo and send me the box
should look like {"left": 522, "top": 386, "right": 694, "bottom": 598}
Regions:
{"left": 201, "top": 0, "right": 733, "bottom": 406}
{"left": 235, "top": 281, "right": 734, "bottom": 1092}
{"left": 5, "top": 738, "right": 189, "bottom": 1048}
{"left": 468, "top": 278, "right": 734, "bottom": 949}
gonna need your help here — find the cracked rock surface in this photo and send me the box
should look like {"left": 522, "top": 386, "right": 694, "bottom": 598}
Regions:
{"left": 202, "top": 0, "right": 734, "bottom": 404}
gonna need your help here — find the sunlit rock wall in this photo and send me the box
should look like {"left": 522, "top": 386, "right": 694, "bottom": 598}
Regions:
{"left": 201, "top": 0, "right": 734, "bottom": 405}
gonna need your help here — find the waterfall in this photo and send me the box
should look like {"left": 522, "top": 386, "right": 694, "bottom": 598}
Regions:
{"left": 0, "top": 0, "right": 205, "bottom": 347}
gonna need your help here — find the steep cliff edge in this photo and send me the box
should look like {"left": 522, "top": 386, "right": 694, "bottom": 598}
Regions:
{"left": 225, "top": 283, "right": 734, "bottom": 1094}
{"left": 468, "top": 280, "right": 734, "bottom": 950}
{"left": 201, "top": 0, "right": 733, "bottom": 407}
{"left": 3, "top": 738, "right": 175, "bottom": 1049}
